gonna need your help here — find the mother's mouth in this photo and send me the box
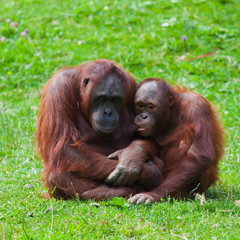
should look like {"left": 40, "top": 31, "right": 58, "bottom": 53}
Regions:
{"left": 93, "top": 121, "right": 117, "bottom": 134}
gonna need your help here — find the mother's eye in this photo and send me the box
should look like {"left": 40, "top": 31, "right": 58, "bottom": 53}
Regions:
{"left": 98, "top": 96, "right": 106, "bottom": 102}
{"left": 112, "top": 97, "right": 121, "bottom": 103}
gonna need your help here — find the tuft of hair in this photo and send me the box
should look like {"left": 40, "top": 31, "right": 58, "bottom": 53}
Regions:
{"left": 174, "top": 85, "right": 189, "bottom": 93}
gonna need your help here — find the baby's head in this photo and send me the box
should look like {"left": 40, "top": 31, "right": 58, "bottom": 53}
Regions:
{"left": 134, "top": 78, "right": 176, "bottom": 137}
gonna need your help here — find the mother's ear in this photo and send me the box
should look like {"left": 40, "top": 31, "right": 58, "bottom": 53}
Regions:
{"left": 83, "top": 78, "right": 90, "bottom": 88}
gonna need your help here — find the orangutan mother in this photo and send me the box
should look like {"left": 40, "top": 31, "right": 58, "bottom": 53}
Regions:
{"left": 36, "top": 59, "right": 162, "bottom": 200}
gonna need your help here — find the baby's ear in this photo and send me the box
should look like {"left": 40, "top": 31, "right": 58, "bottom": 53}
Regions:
{"left": 169, "top": 96, "right": 174, "bottom": 108}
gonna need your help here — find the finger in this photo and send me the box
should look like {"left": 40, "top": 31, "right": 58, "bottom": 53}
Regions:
{"left": 121, "top": 175, "right": 133, "bottom": 186}
{"left": 111, "top": 172, "right": 128, "bottom": 186}
{"left": 81, "top": 192, "right": 88, "bottom": 199}
{"left": 104, "top": 169, "right": 121, "bottom": 184}
{"left": 81, "top": 190, "right": 92, "bottom": 199}
{"left": 136, "top": 196, "right": 148, "bottom": 205}
{"left": 145, "top": 198, "right": 154, "bottom": 205}
{"left": 107, "top": 150, "right": 122, "bottom": 159}
{"left": 128, "top": 194, "right": 141, "bottom": 204}
{"left": 125, "top": 168, "right": 141, "bottom": 186}
{"left": 82, "top": 189, "right": 107, "bottom": 201}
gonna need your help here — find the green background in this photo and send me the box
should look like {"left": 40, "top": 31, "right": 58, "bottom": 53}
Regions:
{"left": 0, "top": 0, "right": 239, "bottom": 239}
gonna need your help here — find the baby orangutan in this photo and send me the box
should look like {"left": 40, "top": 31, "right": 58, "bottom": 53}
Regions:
{"left": 107, "top": 78, "right": 225, "bottom": 205}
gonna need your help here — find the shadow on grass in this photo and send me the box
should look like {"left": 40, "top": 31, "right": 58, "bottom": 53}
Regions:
{"left": 206, "top": 183, "right": 240, "bottom": 200}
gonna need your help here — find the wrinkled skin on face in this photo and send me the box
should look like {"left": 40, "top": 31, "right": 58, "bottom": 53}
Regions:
{"left": 134, "top": 81, "right": 174, "bottom": 137}
{"left": 89, "top": 74, "right": 125, "bottom": 136}
{"left": 104, "top": 80, "right": 173, "bottom": 188}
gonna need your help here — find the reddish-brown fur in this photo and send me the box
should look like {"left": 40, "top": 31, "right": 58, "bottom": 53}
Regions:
{"left": 129, "top": 79, "right": 225, "bottom": 204}
{"left": 36, "top": 60, "right": 162, "bottom": 200}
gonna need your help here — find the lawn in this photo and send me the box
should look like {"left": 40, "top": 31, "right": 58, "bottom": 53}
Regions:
{"left": 0, "top": 0, "right": 239, "bottom": 239}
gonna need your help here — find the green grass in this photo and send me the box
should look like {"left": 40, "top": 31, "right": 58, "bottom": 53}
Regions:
{"left": 0, "top": 0, "right": 240, "bottom": 239}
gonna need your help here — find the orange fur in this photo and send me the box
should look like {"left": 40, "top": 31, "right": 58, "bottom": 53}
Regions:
{"left": 36, "top": 59, "right": 161, "bottom": 200}
{"left": 134, "top": 79, "right": 225, "bottom": 201}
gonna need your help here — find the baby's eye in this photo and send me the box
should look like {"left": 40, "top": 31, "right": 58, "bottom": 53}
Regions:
{"left": 135, "top": 103, "right": 144, "bottom": 111}
{"left": 148, "top": 104, "right": 157, "bottom": 112}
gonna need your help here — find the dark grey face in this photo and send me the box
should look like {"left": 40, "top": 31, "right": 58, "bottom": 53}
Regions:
{"left": 134, "top": 81, "right": 160, "bottom": 137}
{"left": 89, "top": 74, "right": 125, "bottom": 136}
{"left": 134, "top": 80, "right": 173, "bottom": 137}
